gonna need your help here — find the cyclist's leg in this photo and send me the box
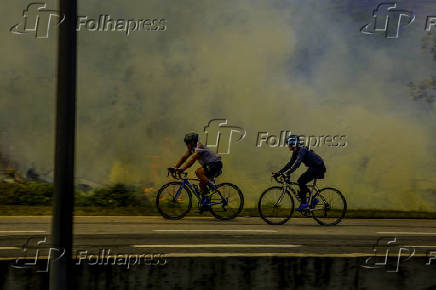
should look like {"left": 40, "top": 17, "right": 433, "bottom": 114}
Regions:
{"left": 297, "top": 168, "right": 316, "bottom": 204}
{"left": 204, "top": 161, "right": 223, "bottom": 188}
{"left": 195, "top": 167, "right": 210, "bottom": 195}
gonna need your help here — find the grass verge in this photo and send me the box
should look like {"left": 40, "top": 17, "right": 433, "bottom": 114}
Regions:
{"left": 0, "top": 205, "right": 435, "bottom": 218}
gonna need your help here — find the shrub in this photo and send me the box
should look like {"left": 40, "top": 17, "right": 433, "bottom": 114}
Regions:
{"left": 90, "top": 184, "right": 137, "bottom": 207}
{"left": 0, "top": 182, "right": 151, "bottom": 208}
{"left": 0, "top": 182, "right": 53, "bottom": 205}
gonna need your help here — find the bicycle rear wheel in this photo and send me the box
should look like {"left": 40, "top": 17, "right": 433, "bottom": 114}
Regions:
{"left": 156, "top": 182, "right": 192, "bottom": 220}
{"left": 209, "top": 183, "right": 244, "bottom": 220}
{"left": 258, "top": 186, "right": 295, "bottom": 225}
{"left": 311, "top": 187, "right": 347, "bottom": 226}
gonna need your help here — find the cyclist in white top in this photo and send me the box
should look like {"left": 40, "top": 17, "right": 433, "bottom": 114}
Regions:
{"left": 173, "top": 133, "right": 223, "bottom": 196}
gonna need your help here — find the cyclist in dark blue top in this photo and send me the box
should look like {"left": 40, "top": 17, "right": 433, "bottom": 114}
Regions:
{"left": 273, "top": 135, "right": 327, "bottom": 211}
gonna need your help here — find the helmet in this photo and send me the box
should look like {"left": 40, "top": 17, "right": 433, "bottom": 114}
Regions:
{"left": 184, "top": 132, "right": 199, "bottom": 144}
{"left": 286, "top": 134, "right": 300, "bottom": 146}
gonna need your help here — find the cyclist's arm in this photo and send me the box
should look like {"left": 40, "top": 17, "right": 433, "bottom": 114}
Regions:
{"left": 277, "top": 151, "right": 297, "bottom": 175}
{"left": 287, "top": 148, "right": 306, "bottom": 174}
{"left": 180, "top": 152, "right": 199, "bottom": 171}
{"left": 175, "top": 151, "right": 192, "bottom": 168}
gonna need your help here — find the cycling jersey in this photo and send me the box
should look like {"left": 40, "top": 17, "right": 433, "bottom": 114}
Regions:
{"left": 278, "top": 146, "right": 325, "bottom": 175}
{"left": 193, "top": 142, "right": 222, "bottom": 167}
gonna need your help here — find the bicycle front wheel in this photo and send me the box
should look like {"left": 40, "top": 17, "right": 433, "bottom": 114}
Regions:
{"left": 258, "top": 186, "right": 295, "bottom": 225}
{"left": 156, "top": 182, "right": 192, "bottom": 220}
{"left": 311, "top": 187, "right": 347, "bottom": 226}
{"left": 209, "top": 183, "right": 244, "bottom": 220}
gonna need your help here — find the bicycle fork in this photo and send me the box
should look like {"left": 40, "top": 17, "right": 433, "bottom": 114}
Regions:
{"left": 274, "top": 187, "right": 287, "bottom": 207}
{"left": 173, "top": 180, "right": 188, "bottom": 201}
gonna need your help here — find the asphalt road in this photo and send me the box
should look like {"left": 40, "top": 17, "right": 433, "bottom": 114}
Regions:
{"left": 0, "top": 216, "right": 435, "bottom": 259}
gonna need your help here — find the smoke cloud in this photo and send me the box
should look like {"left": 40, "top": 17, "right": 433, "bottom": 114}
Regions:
{"left": 1, "top": 0, "right": 435, "bottom": 210}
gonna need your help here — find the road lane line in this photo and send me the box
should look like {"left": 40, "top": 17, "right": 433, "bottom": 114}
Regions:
{"left": 152, "top": 230, "right": 277, "bottom": 233}
{"left": 377, "top": 232, "right": 436, "bottom": 235}
{"left": 158, "top": 252, "right": 433, "bottom": 258}
{"left": 0, "top": 231, "right": 46, "bottom": 233}
{"left": 132, "top": 244, "right": 301, "bottom": 248}
{"left": 0, "top": 247, "right": 20, "bottom": 250}
{"left": 403, "top": 245, "right": 436, "bottom": 248}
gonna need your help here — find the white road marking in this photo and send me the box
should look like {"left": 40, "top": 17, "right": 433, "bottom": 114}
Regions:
{"left": 403, "top": 245, "right": 436, "bottom": 248}
{"left": 157, "top": 252, "right": 432, "bottom": 258}
{"left": 152, "top": 230, "right": 277, "bottom": 233}
{"left": 0, "top": 231, "right": 46, "bottom": 233}
{"left": 0, "top": 247, "right": 20, "bottom": 250}
{"left": 164, "top": 253, "right": 366, "bottom": 258}
{"left": 377, "top": 232, "right": 436, "bottom": 235}
{"left": 132, "top": 244, "right": 301, "bottom": 248}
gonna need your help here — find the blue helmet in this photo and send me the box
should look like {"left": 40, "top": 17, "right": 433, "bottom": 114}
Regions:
{"left": 286, "top": 134, "right": 300, "bottom": 146}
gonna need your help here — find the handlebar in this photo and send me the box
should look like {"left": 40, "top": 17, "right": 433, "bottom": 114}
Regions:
{"left": 272, "top": 172, "right": 290, "bottom": 184}
{"left": 167, "top": 168, "right": 187, "bottom": 180}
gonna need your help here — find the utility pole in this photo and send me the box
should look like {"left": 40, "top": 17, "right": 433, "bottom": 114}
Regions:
{"left": 49, "top": 0, "right": 77, "bottom": 288}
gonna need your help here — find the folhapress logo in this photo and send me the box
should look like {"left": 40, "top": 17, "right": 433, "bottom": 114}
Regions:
{"left": 361, "top": 2, "right": 415, "bottom": 38}
{"left": 10, "top": 2, "right": 167, "bottom": 39}
{"left": 10, "top": 3, "right": 65, "bottom": 39}
{"left": 203, "top": 119, "right": 246, "bottom": 155}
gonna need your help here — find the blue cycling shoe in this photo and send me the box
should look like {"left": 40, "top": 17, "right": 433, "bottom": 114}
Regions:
{"left": 198, "top": 196, "right": 211, "bottom": 214}
{"left": 296, "top": 202, "right": 309, "bottom": 211}
{"left": 310, "top": 198, "right": 319, "bottom": 208}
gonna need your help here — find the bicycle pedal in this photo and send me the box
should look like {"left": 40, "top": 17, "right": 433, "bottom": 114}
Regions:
{"left": 198, "top": 205, "right": 210, "bottom": 214}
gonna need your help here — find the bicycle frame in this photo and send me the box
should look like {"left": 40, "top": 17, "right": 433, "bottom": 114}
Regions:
{"left": 275, "top": 175, "right": 320, "bottom": 210}
{"left": 173, "top": 177, "right": 228, "bottom": 207}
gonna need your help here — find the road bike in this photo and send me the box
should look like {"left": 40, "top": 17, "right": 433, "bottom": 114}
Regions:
{"left": 156, "top": 168, "right": 244, "bottom": 220}
{"left": 258, "top": 173, "right": 347, "bottom": 226}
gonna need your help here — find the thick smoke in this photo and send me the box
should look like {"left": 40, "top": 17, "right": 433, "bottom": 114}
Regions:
{"left": 0, "top": 0, "right": 435, "bottom": 210}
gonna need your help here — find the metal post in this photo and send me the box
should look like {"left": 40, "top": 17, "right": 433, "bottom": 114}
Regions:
{"left": 49, "top": 0, "right": 77, "bottom": 288}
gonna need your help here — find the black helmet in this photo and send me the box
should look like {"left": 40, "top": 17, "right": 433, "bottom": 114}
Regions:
{"left": 184, "top": 132, "right": 199, "bottom": 144}
{"left": 286, "top": 134, "right": 300, "bottom": 146}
